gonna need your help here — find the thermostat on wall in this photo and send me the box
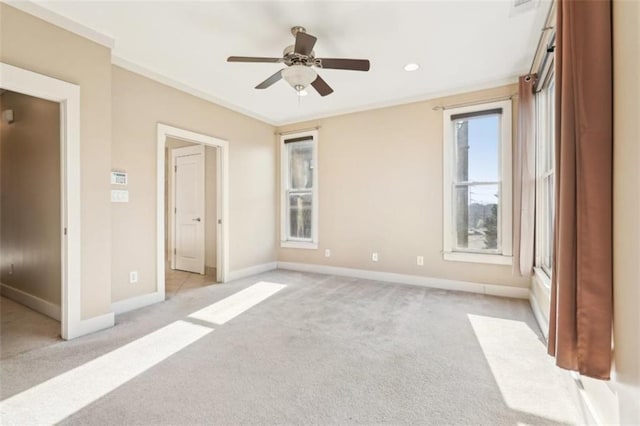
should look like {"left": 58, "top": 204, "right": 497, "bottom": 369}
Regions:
{"left": 111, "top": 171, "right": 128, "bottom": 185}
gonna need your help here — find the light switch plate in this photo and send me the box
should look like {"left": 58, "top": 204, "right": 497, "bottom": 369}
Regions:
{"left": 111, "top": 189, "right": 129, "bottom": 203}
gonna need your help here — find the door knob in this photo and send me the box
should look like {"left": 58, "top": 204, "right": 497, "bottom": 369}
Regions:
{"left": 192, "top": 217, "right": 201, "bottom": 222}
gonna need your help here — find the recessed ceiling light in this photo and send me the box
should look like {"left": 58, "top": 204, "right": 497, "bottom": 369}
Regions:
{"left": 404, "top": 63, "right": 420, "bottom": 72}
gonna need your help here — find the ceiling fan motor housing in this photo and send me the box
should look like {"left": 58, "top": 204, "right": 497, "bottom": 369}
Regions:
{"left": 283, "top": 45, "right": 316, "bottom": 66}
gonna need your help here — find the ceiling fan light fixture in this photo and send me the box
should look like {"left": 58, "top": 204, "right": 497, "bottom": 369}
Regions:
{"left": 296, "top": 87, "right": 308, "bottom": 97}
{"left": 282, "top": 65, "right": 316, "bottom": 91}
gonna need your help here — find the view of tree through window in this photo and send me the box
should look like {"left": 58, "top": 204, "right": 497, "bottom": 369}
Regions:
{"left": 287, "top": 142, "right": 313, "bottom": 240}
{"left": 453, "top": 113, "right": 501, "bottom": 252}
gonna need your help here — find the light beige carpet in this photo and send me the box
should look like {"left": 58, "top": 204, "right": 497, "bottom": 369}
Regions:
{"left": 0, "top": 270, "right": 584, "bottom": 425}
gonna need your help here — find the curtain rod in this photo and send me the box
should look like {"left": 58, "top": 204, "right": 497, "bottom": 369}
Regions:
{"left": 528, "top": 1, "right": 557, "bottom": 77}
{"left": 276, "top": 126, "right": 320, "bottom": 136}
{"left": 432, "top": 94, "right": 517, "bottom": 111}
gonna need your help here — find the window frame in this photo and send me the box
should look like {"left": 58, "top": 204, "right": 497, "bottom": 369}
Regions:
{"left": 534, "top": 72, "right": 556, "bottom": 283}
{"left": 442, "top": 99, "right": 513, "bottom": 265}
{"left": 280, "top": 129, "right": 319, "bottom": 249}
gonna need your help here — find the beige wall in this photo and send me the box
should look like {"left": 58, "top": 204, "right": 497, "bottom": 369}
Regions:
{"left": 605, "top": 0, "right": 639, "bottom": 423}
{"left": 111, "top": 66, "right": 276, "bottom": 303}
{"left": 204, "top": 145, "right": 218, "bottom": 268}
{"left": 0, "top": 4, "right": 113, "bottom": 319}
{"left": 165, "top": 138, "right": 217, "bottom": 269}
{"left": 0, "top": 91, "right": 61, "bottom": 306}
{"left": 277, "top": 84, "right": 529, "bottom": 289}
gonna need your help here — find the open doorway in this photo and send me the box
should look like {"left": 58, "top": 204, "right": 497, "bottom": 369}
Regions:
{"left": 0, "top": 62, "right": 111, "bottom": 341}
{"left": 0, "top": 89, "right": 62, "bottom": 356}
{"left": 165, "top": 139, "right": 217, "bottom": 297}
{"left": 157, "top": 124, "right": 228, "bottom": 301}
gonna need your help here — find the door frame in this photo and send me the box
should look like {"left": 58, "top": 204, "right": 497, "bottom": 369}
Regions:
{"left": 0, "top": 62, "right": 84, "bottom": 340}
{"left": 157, "top": 124, "right": 229, "bottom": 295}
{"left": 169, "top": 144, "right": 206, "bottom": 273}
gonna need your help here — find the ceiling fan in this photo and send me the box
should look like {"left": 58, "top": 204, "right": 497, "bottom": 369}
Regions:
{"left": 227, "top": 26, "right": 370, "bottom": 97}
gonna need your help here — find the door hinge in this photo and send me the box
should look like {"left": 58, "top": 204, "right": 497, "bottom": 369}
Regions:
{"left": 174, "top": 165, "right": 177, "bottom": 172}
{"left": 174, "top": 248, "right": 176, "bottom": 255}
{"left": 64, "top": 227, "right": 67, "bottom": 235}
{"left": 218, "top": 219, "right": 222, "bottom": 224}
{"left": 174, "top": 207, "right": 177, "bottom": 213}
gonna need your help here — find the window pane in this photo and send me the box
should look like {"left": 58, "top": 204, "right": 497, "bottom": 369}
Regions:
{"left": 454, "top": 114, "right": 500, "bottom": 183}
{"left": 546, "top": 82, "right": 556, "bottom": 172}
{"left": 543, "top": 175, "right": 554, "bottom": 271}
{"left": 289, "top": 143, "right": 313, "bottom": 189}
{"left": 289, "top": 193, "right": 312, "bottom": 239}
{"left": 455, "top": 184, "right": 500, "bottom": 251}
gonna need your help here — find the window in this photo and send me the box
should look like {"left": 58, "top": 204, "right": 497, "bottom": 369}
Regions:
{"left": 280, "top": 130, "right": 318, "bottom": 249}
{"left": 443, "top": 100, "right": 513, "bottom": 264}
{"left": 535, "top": 76, "right": 555, "bottom": 279}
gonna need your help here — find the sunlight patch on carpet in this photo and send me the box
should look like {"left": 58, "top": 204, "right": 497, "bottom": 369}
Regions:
{"left": 468, "top": 314, "right": 579, "bottom": 425}
{"left": 188, "top": 281, "right": 286, "bottom": 325}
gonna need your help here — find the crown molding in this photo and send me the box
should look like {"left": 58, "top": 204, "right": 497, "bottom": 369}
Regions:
{"left": 112, "top": 55, "right": 278, "bottom": 126}
{"left": 274, "top": 75, "right": 521, "bottom": 127}
{"left": 2, "top": 0, "right": 115, "bottom": 49}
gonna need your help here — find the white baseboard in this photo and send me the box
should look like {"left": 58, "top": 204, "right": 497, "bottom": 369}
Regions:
{"left": 73, "top": 312, "right": 115, "bottom": 339}
{"left": 1, "top": 282, "right": 61, "bottom": 321}
{"left": 111, "top": 291, "right": 165, "bottom": 315}
{"left": 227, "top": 262, "right": 278, "bottom": 282}
{"left": 529, "top": 289, "right": 549, "bottom": 340}
{"left": 276, "top": 262, "right": 529, "bottom": 299}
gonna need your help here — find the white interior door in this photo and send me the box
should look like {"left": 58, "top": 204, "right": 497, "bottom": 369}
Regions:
{"left": 172, "top": 145, "right": 205, "bottom": 274}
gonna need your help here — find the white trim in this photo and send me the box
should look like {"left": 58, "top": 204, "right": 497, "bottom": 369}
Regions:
{"left": 75, "top": 312, "right": 115, "bottom": 337}
{"left": 528, "top": 290, "right": 549, "bottom": 340}
{"left": 442, "top": 99, "right": 513, "bottom": 264}
{"left": 280, "top": 130, "right": 319, "bottom": 248}
{"left": 280, "top": 241, "right": 318, "bottom": 250}
{"left": 0, "top": 283, "right": 61, "bottom": 321}
{"left": 533, "top": 266, "right": 552, "bottom": 290}
{"left": 443, "top": 251, "right": 513, "bottom": 265}
{"left": 111, "top": 291, "right": 165, "bottom": 315}
{"left": 112, "top": 57, "right": 275, "bottom": 125}
{"left": 2, "top": 0, "right": 115, "bottom": 49}
{"left": 157, "top": 124, "right": 229, "bottom": 309}
{"left": 277, "top": 262, "right": 528, "bottom": 299}
{"left": 275, "top": 76, "right": 520, "bottom": 126}
{"left": 529, "top": 267, "right": 551, "bottom": 340}
{"left": 227, "top": 262, "right": 278, "bottom": 282}
{"left": 0, "top": 62, "right": 109, "bottom": 340}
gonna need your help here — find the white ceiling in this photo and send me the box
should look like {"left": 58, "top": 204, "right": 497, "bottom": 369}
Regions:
{"left": 34, "top": 1, "right": 550, "bottom": 125}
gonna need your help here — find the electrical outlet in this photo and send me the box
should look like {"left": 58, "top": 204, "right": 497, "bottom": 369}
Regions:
{"left": 129, "top": 271, "right": 138, "bottom": 283}
{"left": 417, "top": 256, "right": 424, "bottom": 266}
{"left": 372, "top": 252, "right": 379, "bottom": 262}
{"left": 325, "top": 249, "right": 331, "bottom": 257}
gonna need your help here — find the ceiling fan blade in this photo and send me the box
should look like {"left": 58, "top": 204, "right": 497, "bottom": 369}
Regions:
{"left": 311, "top": 74, "right": 334, "bottom": 97}
{"left": 318, "top": 58, "right": 370, "bottom": 71}
{"left": 294, "top": 32, "right": 317, "bottom": 56}
{"left": 227, "top": 56, "right": 283, "bottom": 63}
{"left": 255, "top": 70, "right": 283, "bottom": 89}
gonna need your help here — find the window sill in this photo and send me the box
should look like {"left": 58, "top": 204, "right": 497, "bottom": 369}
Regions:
{"left": 280, "top": 241, "right": 318, "bottom": 250}
{"left": 443, "top": 251, "right": 513, "bottom": 265}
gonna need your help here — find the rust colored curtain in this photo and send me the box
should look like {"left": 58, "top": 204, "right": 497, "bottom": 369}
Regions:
{"left": 548, "top": 0, "right": 613, "bottom": 380}
{"left": 513, "top": 75, "right": 537, "bottom": 277}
